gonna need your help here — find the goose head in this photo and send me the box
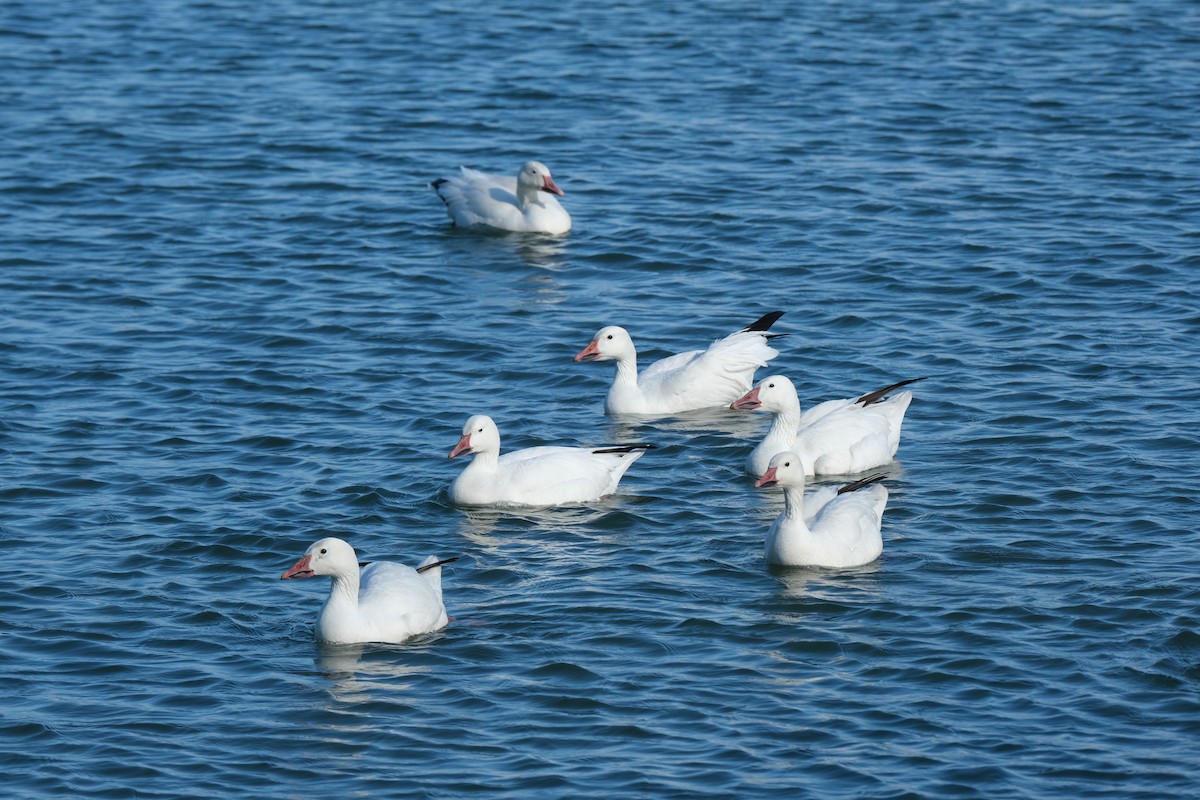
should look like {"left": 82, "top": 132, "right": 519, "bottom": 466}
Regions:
{"left": 448, "top": 414, "right": 501, "bottom": 459}
{"left": 731, "top": 375, "right": 797, "bottom": 412}
{"left": 574, "top": 325, "right": 635, "bottom": 363}
{"left": 754, "top": 451, "right": 807, "bottom": 490}
{"left": 281, "top": 537, "right": 359, "bottom": 580}
{"left": 519, "top": 161, "right": 564, "bottom": 197}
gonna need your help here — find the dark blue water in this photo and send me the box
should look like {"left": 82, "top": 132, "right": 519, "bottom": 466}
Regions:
{"left": 3, "top": 1, "right": 1199, "bottom": 797}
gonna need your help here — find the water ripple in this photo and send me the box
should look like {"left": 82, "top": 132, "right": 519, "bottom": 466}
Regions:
{"left": 2, "top": 0, "right": 1199, "bottom": 798}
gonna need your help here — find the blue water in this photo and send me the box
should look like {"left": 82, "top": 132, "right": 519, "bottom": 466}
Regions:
{"left": 3, "top": 1, "right": 1199, "bottom": 797}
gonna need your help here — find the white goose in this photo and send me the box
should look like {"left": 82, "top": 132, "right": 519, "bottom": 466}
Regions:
{"left": 756, "top": 452, "right": 889, "bottom": 568}
{"left": 447, "top": 414, "right": 653, "bottom": 507}
{"left": 731, "top": 375, "right": 924, "bottom": 477}
{"left": 430, "top": 161, "right": 571, "bottom": 234}
{"left": 573, "top": 311, "right": 785, "bottom": 416}
{"left": 280, "top": 537, "right": 453, "bottom": 645}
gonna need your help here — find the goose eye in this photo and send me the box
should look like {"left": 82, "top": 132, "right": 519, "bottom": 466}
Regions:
{"left": 320, "top": 548, "right": 327, "bottom": 554}
{"left": 606, "top": 334, "right": 613, "bottom": 340}
{"left": 783, "top": 461, "right": 791, "bottom": 467}
{"left": 768, "top": 383, "right": 775, "bottom": 388}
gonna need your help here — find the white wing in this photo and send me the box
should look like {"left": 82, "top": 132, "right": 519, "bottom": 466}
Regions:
{"left": 491, "top": 446, "right": 647, "bottom": 506}
{"left": 638, "top": 331, "right": 779, "bottom": 412}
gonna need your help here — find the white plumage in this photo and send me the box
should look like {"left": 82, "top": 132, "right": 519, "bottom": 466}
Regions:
{"left": 431, "top": 161, "right": 571, "bottom": 234}
{"left": 573, "top": 311, "right": 784, "bottom": 416}
{"left": 756, "top": 453, "right": 889, "bottom": 568}
{"left": 732, "top": 375, "right": 923, "bottom": 476}
{"left": 280, "top": 537, "right": 452, "bottom": 645}
{"left": 447, "top": 414, "right": 652, "bottom": 508}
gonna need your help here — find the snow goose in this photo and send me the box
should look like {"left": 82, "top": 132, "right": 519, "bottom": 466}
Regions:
{"left": 755, "top": 452, "right": 889, "bottom": 568}
{"left": 447, "top": 414, "right": 653, "bottom": 508}
{"left": 430, "top": 160, "right": 571, "bottom": 234}
{"left": 731, "top": 375, "right": 924, "bottom": 476}
{"left": 281, "top": 537, "right": 453, "bottom": 645}
{"left": 573, "top": 311, "right": 785, "bottom": 416}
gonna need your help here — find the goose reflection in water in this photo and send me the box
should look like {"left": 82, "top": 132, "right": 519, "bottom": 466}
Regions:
{"left": 454, "top": 504, "right": 626, "bottom": 544}
{"left": 315, "top": 641, "right": 438, "bottom": 705}
{"left": 437, "top": 224, "right": 570, "bottom": 271}
{"left": 769, "top": 561, "right": 884, "bottom": 601}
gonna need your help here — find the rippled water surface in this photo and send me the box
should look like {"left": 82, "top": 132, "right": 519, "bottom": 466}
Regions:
{"left": 3, "top": 1, "right": 1199, "bottom": 797}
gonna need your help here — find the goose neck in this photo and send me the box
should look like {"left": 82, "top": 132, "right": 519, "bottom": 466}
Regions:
{"left": 613, "top": 352, "right": 639, "bottom": 387}
{"left": 516, "top": 183, "right": 542, "bottom": 210}
{"left": 782, "top": 484, "right": 806, "bottom": 521}
{"left": 467, "top": 447, "right": 500, "bottom": 471}
{"left": 327, "top": 570, "right": 361, "bottom": 611}
{"left": 765, "top": 405, "right": 800, "bottom": 448}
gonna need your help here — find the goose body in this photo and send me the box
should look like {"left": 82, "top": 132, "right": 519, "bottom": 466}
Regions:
{"left": 574, "top": 311, "right": 784, "bottom": 416}
{"left": 430, "top": 161, "right": 571, "bottom": 234}
{"left": 280, "top": 537, "right": 451, "bottom": 645}
{"left": 756, "top": 453, "right": 889, "bottom": 568}
{"left": 447, "top": 414, "right": 652, "bottom": 508}
{"left": 732, "top": 375, "right": 923, "bottom": 476}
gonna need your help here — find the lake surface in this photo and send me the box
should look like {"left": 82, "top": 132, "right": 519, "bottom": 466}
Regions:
{"left": 2, "top": 1, "right": 1198, "bottom": 797}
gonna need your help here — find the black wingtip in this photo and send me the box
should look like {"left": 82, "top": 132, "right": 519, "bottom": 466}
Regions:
{"left": 837, "top": 474, "right": 888, "bottom": 495}
{"left": 430, "top": 178, "right": 453, "bottom": 207}
{"left": 416, "top": 556, "right": 461, "bottom": 574}
{"left": 742, "top": 310, "right": 785, "bottom": 333}
{"left": 591, "top": 443, "right": 657, "bottom": 455}
{"left": 856, "top": 376, "right": 928, "bottom": 406}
